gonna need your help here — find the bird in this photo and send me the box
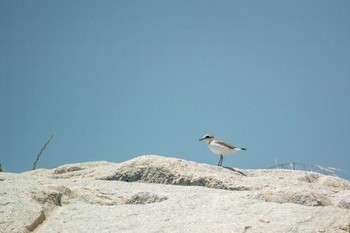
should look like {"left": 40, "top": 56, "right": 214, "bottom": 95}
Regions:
{"left": 199, "top": 134, "right": 246, "bottom": 166}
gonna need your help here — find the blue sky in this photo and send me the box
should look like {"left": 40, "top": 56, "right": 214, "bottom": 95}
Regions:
{"left": 1, "top": 1, "right": 350, "bottom": 180}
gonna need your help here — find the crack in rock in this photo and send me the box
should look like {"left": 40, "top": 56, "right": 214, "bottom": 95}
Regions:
{"left": 27, "top": 191, "right": 63, "bottom": 232}
{"left": 25, "top": 210, "right": 45, "bottom": 232}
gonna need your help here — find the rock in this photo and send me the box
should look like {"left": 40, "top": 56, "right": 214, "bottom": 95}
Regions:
{"left": 0, "top": 155, "right": 349, "bottom": 233}
{"left": 0, "top": 173, "right": 60, "bottom": 233}
{"left": 121, "top": 192, "right": 168, "bottom": 205}
{"left": 338, "top": 196, "right": 350, "bottom": 210}
{"left": 255, "top": 190, "right": 332, "bottom": 206}
{"left": 102, "top": 155, "right": 252, "bottom": 190}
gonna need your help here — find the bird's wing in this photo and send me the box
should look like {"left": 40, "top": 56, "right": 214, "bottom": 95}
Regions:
{"left": 214, "top": 140, "right": 236, "bottom": 150}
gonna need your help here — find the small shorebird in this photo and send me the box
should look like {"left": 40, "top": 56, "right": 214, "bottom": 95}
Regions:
{"left": 199, "top": 134, "right": 246, "bottom": 166}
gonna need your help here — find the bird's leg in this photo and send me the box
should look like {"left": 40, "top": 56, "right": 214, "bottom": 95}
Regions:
{"left": 217, "top": 156, "right": 221, "bottom": 166}
{"left": 217, "top": 155, "right": 223, "bottom": 166}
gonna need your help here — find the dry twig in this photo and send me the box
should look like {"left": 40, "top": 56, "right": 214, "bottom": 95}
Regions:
{"left": 32, "top": 135, "right": 54, "bottom": 170}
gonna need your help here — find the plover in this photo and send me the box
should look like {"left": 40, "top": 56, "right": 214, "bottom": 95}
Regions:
{"left": 199, "top": 134, "right": 246, "bottom": 166}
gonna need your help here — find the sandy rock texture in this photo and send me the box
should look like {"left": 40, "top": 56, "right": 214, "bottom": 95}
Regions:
{"left": 0, "top": 155, "right": 349, "bottom": 233}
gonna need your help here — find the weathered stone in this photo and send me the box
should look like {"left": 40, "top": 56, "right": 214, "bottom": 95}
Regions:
{"left": 121, "top": 192, "right": 168, "bottom": 205}
{"left": 256, "top": 190, "right": 332, "bottom": 206}
{"left": 337, "top": 196, "right": 350, "bottom": 210}
{"left": 0, "top": 155, "right": 349, "bottom": 233}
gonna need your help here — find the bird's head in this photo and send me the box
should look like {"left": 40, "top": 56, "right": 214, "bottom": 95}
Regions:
{"left": 199, "top": 134, "right": 214, "bottom": 143}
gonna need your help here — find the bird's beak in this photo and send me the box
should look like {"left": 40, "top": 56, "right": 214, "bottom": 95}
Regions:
{"left": 199, "top": 138, "right": 204, "bottom": 141}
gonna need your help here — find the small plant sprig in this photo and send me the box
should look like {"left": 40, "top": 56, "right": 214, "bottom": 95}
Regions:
{"left": 32, "top": 135, "right": 54, "bottom": 170}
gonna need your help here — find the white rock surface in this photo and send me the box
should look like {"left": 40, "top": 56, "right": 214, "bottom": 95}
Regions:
{"left": 1, "top": 155, "right": 349, "bottom": 233}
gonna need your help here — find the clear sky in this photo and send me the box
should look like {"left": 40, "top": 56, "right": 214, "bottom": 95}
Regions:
{"left": 1, "top": 1, "right": 350, "bottom": 180}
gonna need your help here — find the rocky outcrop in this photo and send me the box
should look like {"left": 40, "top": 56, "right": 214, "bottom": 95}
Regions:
{"left": 0, "top": 155, "right": 349, "bottom": 233}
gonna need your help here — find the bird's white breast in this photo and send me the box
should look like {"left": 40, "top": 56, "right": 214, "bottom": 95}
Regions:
{"left": 208, "top": 142, "right": 236, "bottom": 156}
